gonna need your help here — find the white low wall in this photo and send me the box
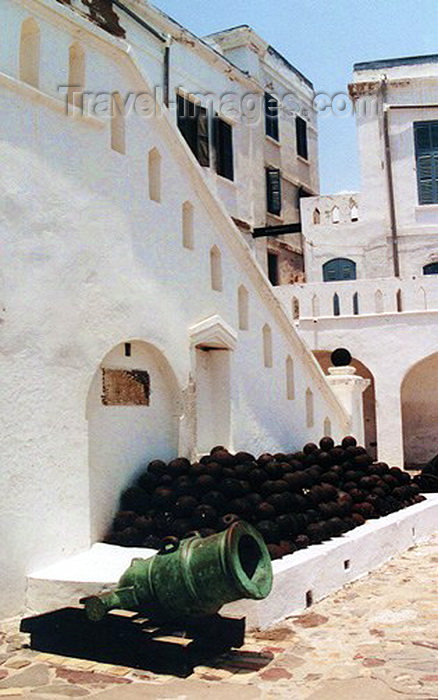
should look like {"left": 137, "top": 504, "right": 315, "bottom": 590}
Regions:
{"left": 26, "top": 494, "right": 438, "bottom": 630}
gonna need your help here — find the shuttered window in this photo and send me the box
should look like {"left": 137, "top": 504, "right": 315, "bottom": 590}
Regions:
{"left": 414, "top": 121, "right": 438, "bottom": 205}
{"left": 214, "top": 116, "right": 234, "bottom": 180}
{"left": 177, "top": 94, "right": 210, "bottom": 167}
{"left": 296, "top": 115, "right": 308, "bottom": 160}
{"left": 266, "top": 167, "right": 282, "bottom": 216}
{"left": 265, "top": 93, "right": 279, "bottom": 141}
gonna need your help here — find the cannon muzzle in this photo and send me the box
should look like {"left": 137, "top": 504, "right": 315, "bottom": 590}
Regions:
{"left": 81, "top": 521, "right": 272, "bottom": 622}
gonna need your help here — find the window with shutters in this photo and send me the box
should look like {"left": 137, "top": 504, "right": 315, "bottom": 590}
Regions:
{"left": 267, "top": 252, "right": 279, "bottom": 285}
{"left": 266, "top": 167, "right": 282, "bottom": 216}
{"left": 296, "top": 115, "right": 308, "bottom": 160}
{"left": 265, "top": 93, "right": 279, "bottom": 141}
{"left": 414, "top": 121, "right": 438, "bottom": 204}
{"left": 214, "top": 116, "right": 234, "bottom": 180}
{"left": 323, "top": 258, "right": 356, "bottom": 282}
{"left": 177, "top": 94, "right": 210, "bottom": 167}
{"left": 423, "top": 262, "right": 438, "bottom": 275}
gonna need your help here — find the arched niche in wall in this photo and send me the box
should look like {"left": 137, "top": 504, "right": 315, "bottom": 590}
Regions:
{"left": 350, "top": 201, "right": 358, "bottom": 222}
{"left": 148, "top": 147, "right": 161, "bottom": 203}
{"left": 402, "top": 352, "right": 438, "bottom": 467}
{"left": 86, "top": 340, "right": 182, "bottom": 541}
{"left": 375, "top": 289, "right": 384, "bottom": 313}
{"left": 111, "top": 92, "right": 125, "bottom": 154}
{"left": 182, "top": 200, "right": 194, "bottom": 249}
{"left": 20, "top": 17, "right": 40, "bottom": 88}
{"left": 286, "top": 355, "right": 295, "bottom": 400}
{"left": 210, "top": 245, "right": 223, "bottom": 292}
{"left": 323, "top": 417, "right": 332, "bottom": 437}
{"left": 262, "top": 323, "right": 273, "bottom": 368}
{"left": 313, "top": 350, "right": 377, "bottom": 460}
{"left": 238, "top": 284, "right": 249, "bottom": 330}
{"left": 331, "top": 206, "right": 340, "bottom": 224}
{"left": 68, "top": 42, "right": 85, "bottom": 107}
{"left": 312, "top": 208, "right": 320, "bottom": 224}
{"left": 305, "top": 388, "right": 314, "bottom": 427}
{"left": 292, "top": 296, "right": 300, "bottom": 320}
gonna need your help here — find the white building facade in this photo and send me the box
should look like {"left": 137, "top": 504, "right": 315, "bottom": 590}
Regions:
{"left": 276, "top": 55, "right": 438, "bottom": 470}
{"left": 0, "top": 0, "right": 354, "bottom": 619}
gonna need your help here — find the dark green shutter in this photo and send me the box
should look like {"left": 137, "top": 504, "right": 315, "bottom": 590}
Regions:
{"left": 265, "top": 93, "right": 279, "bottom": 141}
{"left": 197, "top": 106, "right": 210, "bottom": 167}
{"left": 266, "top": 168, "right": 282, "bottom": 215}
{"left": 214, "top": 116, "right": 234, "bottom": 180}
{"left": 296, "top": 116, "right": 308, "bottom": 160}
{"left": 414, "top": 121, "right": 438, "bottom": 205}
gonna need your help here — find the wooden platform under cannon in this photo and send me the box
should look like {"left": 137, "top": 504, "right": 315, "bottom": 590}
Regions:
{"left": 20, "top": 607, "right": 246, "bottom": 678}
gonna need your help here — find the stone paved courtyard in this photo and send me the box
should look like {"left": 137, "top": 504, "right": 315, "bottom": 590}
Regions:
{"left": 0, "top": 532, "right": 437, "bottom": 699}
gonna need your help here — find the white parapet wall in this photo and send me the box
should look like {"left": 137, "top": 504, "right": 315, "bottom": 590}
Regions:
{"left": 25, "top": 494, "right": 438, "bottom": 630}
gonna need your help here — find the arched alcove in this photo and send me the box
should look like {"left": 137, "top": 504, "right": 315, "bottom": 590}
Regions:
{"left": 353, "top": 292, "right": 359, "bottom": 315}
{"left": 333, "top": 292, "right": 340, "bottom": 316}
{"left": 238, "top": 284, "right": 249, "bottom": 330}
{"left": 182, "top": 200, "right": 194, "bottom": 249}
{"left": 68, "top": 42, "right": 85, "bottom": 107}
{"left": 375, "top": 289, "right": 384, "bottom": 313}
{"left": 396, "top": 289, "right": 403, "bottom": 312}
{"left": 111, "top": 92, "right": 125, "bottom": 154}
{"left": 305, "top": 388, "right": 314, "bottom": 427}
{"left": 86, "top": 340, "right": 182, "bottom": 540}
{"left": 331, "top": 206, "right": 340, "bottom": 224}
{"left": 210, "top": 246, "right": 223, "bottom": 291}
{"left": 313, "top": 208, "right": 320, "bottom": 224}
{"left": 148, "top": 147, "right": 161, "bottom": 202}
{"left": 262, "top": 323, "right": 273, "bottom": 368}
{"left": 323, "top": 417, "right": 332, "bottom": 437}
{"left": 20, "top": 17, "right": 40, "bottom": 88}
{"left": 402, "top": 352, "right": 438, "bottom": 467}
{"left": 350, "top": 202, "right": 358, "bottom": 222}
{"left": 286, "top": 355, "right": 295, "bottom": 400}
{"left": 311, "top": 294, "right": 320, "bottom": 317}
{"left": 313, "top": 350, "right": 377, "bottom": 459}
{"left": 292, "top": 296, "right": 300, "bottom": 320}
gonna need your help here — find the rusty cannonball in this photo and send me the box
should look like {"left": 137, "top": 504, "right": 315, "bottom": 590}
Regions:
{"left": 294, "top": 534, "right": 310, "bottom": 549}
{"left": 112, "top": 510, "right": 137, "bottom": 531}
{"left": 200, "top": 490, "right": 227, "bottom": 511}
{"left": 255, "top": 501, "right": 276, "bottom": 520}
{"left": 135, "top": 515, "right": 154, "bottom": 535}
{"left": 203, "top": 461, "right": 223, "bottom": 479}
{"left": 341, "top": 436, "right": 357, "bottom": 449}
{"left": 121, "top": 487, "right": 151, "bottom": 514}
{"left": 256, "top": 520, "right": 280, "bottom": 544}
{"left": 266, "top": 544, "right": 283, "bottom": 560}
{"left": 257, "top": 452, "right": 273, "bottom": 466}
{"left": 192, "top": 504, "right": 218, "bottom": 528}
{"left": 137, "top": 470, "right": 159, "bottom": 493}
{"left": 234, "top": 451, "right": 256, "bottom": 463}
{"left": 248, "top": 467, "right": 268, "bottom": 488}
{"left": 303, "top": 442, "right": 319, "bottom": 455}
{"left": 167, "top": 457, "right": 191, "bottom": 476}
{"left": 228, "top": 498, "right": 249, "bottom": 517}
{"left": 319, "top": 436, "right": 335, "bottom": 451}
{"left": 330, "top": 447, "right": 348, "bottom": 463}
{"left": 173, "top": 495, "right": 198, "bottom": 517}
{"left": 174, "top": 476, "right": 194, "bottom": 496}
{"left": 264, "top": 461, "right": 283, "bottom": 479}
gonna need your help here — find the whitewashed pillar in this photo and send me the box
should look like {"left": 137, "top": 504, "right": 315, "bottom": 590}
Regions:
{"left": 326, "top": 366, "right": 370, "bottom": 445}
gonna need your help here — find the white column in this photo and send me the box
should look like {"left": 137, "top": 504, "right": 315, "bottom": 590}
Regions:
{"left": 326, "top": 366, "right": 370, "bottom": 446}
{"left": 374, "top": 378, "right": 404, "bottom": 467}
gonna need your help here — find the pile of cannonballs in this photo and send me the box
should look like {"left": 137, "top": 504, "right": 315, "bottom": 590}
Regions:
{"left": 104, "top": 436, "right": 426, "bottom": 560}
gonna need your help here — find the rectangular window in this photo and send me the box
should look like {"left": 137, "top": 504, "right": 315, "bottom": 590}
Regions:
{"left": 296, "top": 115, "right": 308, "bottom": 160}
{"left": 267, "top": 252, "right": 279, "bottom": 285}
{"left": 177, "top": 94, "right": 210, "bottom": 167}
{"left": 414, "top": 121, "right": 438, "bottom": 204}
{"left": 214, "top": 116, "right": 234, "bottom": 180}
{"left": 266, "top": 167, "right": 282, "bottom": 215}
{"left": 265, "top": 93, "right": 279, "bottom": 141}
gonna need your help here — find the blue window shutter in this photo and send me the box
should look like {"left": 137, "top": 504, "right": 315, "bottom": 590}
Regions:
{"left": 414, "top": 121, "right": 438, "bottom": 205}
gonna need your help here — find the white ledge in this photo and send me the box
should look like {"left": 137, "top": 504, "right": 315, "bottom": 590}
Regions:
{"left": 0, "top": 71, "right": 105, "bottom": 130}
{"left": 25, "top": 494, "right": 438, "bottom": 629}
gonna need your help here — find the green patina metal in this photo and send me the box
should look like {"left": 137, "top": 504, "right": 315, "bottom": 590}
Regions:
{"left": 81, "top": 521, "right": 273, "bottom": 622}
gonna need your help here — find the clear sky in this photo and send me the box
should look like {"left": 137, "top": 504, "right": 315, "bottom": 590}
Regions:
{"left": 153, "top": 0, "right": 437, "bottom": 194}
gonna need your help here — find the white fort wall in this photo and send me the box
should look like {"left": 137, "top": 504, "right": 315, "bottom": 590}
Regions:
{"left": 0, "top": 0, "right": 349, "bottom": 618}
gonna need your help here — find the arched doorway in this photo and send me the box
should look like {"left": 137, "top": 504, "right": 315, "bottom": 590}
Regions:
{"left": 402, "top": 352, "right": 438, "bottom": 467}
{"left": 86, "top": 340, "right": 182, "bottom": 540}
{"left": 313, "top": 350, "right": 377, "bottom": 459}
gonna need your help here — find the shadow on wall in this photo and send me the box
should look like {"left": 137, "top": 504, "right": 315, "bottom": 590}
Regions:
{"left": 86, "top": 340, "right": 183, "bottom": 542}
{"left": 402, "top": 351, "right": 438, "bottom": 468}
{"left": 313, "top": 350, "right": 377, "bottom": 460}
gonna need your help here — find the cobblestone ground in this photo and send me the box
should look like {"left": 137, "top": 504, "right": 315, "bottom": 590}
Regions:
{"left": 1, "top": 533, "right": 437, "bottom": 699}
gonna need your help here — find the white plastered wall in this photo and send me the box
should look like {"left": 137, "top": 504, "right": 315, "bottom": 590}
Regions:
{"left": 0, "top": 0, "right": 349, "bottom": 618}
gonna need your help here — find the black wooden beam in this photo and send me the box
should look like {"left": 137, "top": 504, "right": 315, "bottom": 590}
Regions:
{"left": 252, "top": 223, "right": 302, "bottom": 238}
